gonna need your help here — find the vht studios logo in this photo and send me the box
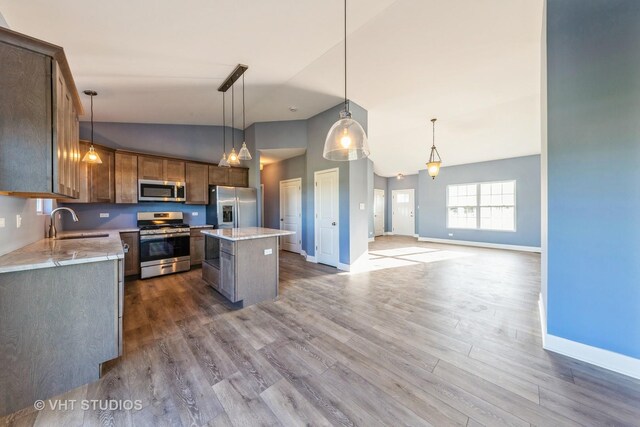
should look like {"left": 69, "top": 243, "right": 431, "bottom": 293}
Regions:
{"left": 34, "top": 399, "right": 143, "bottom": 411}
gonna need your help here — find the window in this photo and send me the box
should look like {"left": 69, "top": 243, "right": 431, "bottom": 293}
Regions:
{"left": 36, "top": 199, "right": 53, "bottom": 215}
{"left": 447, "top": 181, "right": 516, "bottom": 231}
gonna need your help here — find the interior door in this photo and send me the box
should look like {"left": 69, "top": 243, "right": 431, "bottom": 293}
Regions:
{"left": 374, "top": 189, "right": 385, "bottom": 236}
{"left": 392, "top": 189, "right": 415, "bottom": 236}
{"left": 315, "top": 169, "right": 339, "bottom": 267}
{"left": 280, "top": 178, "right": 302, "bottom": 253}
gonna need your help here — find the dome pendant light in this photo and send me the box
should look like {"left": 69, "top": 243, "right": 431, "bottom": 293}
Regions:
{"left": 81, "top": 90, "right": 102, "bottom": 164}
{"left": 219, "top": 91, "right": 230, "bottom": 167}
{"left": 238, "top": 74, "right": 252, "bottom": 161}
{"left": 323, "top": 0, "right": 370, "bottom": 162}
{"left": 228, "top": 85, "right": 240, "bottom": 166}
{"left": 427, "top": 118, "right": 442, "bottom": 179}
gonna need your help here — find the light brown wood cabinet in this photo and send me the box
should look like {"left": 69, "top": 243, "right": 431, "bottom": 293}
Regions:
{"left": 115, "top": 152, "right": 138, "bottom": 203}
{"left": 0, "top": 27, "right": 83, "bottom": 198}
{"left": 229, "top": 168, "right": 249, "bottom": 187}
{"left": 189, "top": 227, "right": 212, "bottom": 266}
{"left": 120, "top": 232, "right": 140, "bottom": 276}
{"left": 208, "top": 165, "right": 229, "bottom": 186}
{"left": 138, "top": 155, "right": 185, "bottom": 182}
{"left": 208, "top": 166, "right": 249, "bottom": 187}
{"left": 63, "top": 142, "right": 114, "bottom": 204}
{"left": 186, "top": 162, "right": 209, "bottom": 205}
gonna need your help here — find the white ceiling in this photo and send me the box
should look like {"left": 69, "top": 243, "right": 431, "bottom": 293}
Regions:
{"left": 0, "top": 0, "right": 543, "bottom": 176}
{"left": 259, "top": 148, "right": 307, "bottom": 165}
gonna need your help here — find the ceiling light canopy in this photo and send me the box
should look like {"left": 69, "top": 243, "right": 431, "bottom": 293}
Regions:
{"left": 81, "top": 90, "right": 102, "bottom": 164}
{"left": 427, "top": 118, "right": 442, "bottom": 179}
{"left": 323, "top": 0, "right": 370, "bottom": 162}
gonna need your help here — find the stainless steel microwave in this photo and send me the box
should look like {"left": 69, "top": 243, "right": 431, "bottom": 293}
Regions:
{"left": 138, "top": 180, "right": 186, "bottom": 202}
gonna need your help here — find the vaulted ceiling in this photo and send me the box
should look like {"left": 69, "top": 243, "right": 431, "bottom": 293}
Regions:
{"left": 0, "top": 0, "right": 543, "bottom": 176}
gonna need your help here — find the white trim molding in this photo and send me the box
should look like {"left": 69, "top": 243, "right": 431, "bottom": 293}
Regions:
{"left": 417, "top": 237, "right": 541, "bottom": 253}
{"left": 538, "top": 293, "right": 547, "bottom": 347}
{"left": 368, "top": 237, "right": 375, "bottom": 243}
{"left": 544, "top": 335, "right": 640, "bottom": 380}
{"left": 301, "top": 250, "right": 317, "bottom": 263}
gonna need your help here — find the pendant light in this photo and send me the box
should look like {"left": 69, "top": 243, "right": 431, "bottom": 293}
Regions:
{"left": 228, "top": 84, "right": 240, "bottom": 166}
{"left": 81, "top": 90, "right": 102, "bottom": 164}
{"left": 323, "top": 0, "right": 370, "bottom": 161}
{"left": 427, "top": 118, "right": 442, "bottom": 179}
{"left": 238, "top": 74, "right": 252, "bottom": 160}
{"left": 219, "top": 91, "right": 230, "bottom": 167}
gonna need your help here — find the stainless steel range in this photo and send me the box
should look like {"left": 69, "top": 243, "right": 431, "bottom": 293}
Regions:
{"left": 137, "top": 212, "right": 190, "bottom": 279}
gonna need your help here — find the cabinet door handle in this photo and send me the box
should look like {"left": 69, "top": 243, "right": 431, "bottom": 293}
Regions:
{"left": 122, "top": 241, "right": 130, "bottom": 253}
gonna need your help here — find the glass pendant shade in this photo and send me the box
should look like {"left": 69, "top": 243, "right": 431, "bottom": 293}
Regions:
{"left": 323, "top": 112, "right": 370, "bottom": 161}
{"left": 238, "top": 142, "right": 252, "bottom": 160}
{"left": 228, "top": 147, "right": 240, "bottom": 165}
{"left": 427, "top": 160, "right": 441, "bottom": 179}
{"left": 82, "top": 145, "right": 102, "bottom": 164}
{"left": 219, "top": 152, "right": 230, "bottom": 167}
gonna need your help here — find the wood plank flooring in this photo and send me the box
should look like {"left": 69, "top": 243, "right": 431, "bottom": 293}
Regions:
{"left": 2, "top": 236, "right": 640, "bottom": 426}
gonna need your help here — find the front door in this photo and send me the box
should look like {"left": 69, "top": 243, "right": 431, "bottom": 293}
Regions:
{"left": 392, "top": 189, "right": 415, "bottom": 236}
{"left": 315, "top": 168, "right": 339, "bottom": 267}
{"left": 280, "top": 178, "right": 302, "bottom": 253}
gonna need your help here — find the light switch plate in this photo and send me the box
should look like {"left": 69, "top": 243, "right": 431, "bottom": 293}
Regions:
{"left": 448, "top": 233, "right": 453, "bottom": 237}
{"left": 0, "top": 218, "right": 5, "bottom": 228}
{"left": 99, "top": 213, "right": 109, "bottom": 218}
{"left": 264, "top": 248, "right": 273, "bottom": 255}
{"left": 359, "top": 203, "right": 365, "bottom": 210}
{"left": 16, "top": 214, "right": 22, "bottom": 228}
{"left": 192, "top": 212, "right": 199, "bottom": 216}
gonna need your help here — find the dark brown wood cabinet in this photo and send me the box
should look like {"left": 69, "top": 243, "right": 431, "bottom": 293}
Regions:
{"left": 0, "top": 27, "right": 82, "bottom": 198}
{"left": 208, "top": 166, "right": 249, "bottom": 187}
{"left": 120, "top": 232, "right": 140, "bottom": 276}
{"left": 229, "top": 168, "right": 249, "bottom": 187}
{"left": 115, "top": 152, "right": 138, "bottom": 203}
{"left": 186, "top": 162, "right": 209, "bottom": 204}
{"left": 208, "top": 165, "right": 229, "bottom": 186}
{"left": 63, "top": 142, "right": 114, "bottom": 204}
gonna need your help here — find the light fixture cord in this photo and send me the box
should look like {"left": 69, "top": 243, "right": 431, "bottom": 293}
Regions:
{"left": 242, "top": 74, "right": 246, "bottom": 142}
{"left": 90, "top": 94, "right": 94, "bottom": 146}
{"left": 232, "top": 84, "right": 235, "bottom": 149}
{"left": 344, "top": 0, "right": 348, "bottom": 112}
{"left": 222, "top": 91, "right": 226, "bottom": 153}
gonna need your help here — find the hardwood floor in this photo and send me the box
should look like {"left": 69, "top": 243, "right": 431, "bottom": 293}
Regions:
{"left": 3, "top": 236, "right": 640, "bottom": 426}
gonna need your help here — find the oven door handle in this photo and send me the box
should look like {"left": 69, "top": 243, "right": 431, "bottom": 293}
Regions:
{"left": 140, "top": 232, "right": 190, "bottom": 241}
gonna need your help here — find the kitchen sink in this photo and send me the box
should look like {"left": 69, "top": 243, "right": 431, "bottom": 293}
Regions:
{"left": 56, "top": 234, "right": 109, "bottom": 240}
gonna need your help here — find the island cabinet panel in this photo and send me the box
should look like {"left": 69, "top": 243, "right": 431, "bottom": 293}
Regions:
{"left": 0, "top": 35, "right": 81, "bottom": 198}
{"left": 228, "top": 168, "right": 249, "bottom": 187}
{"left": 115, "top": 152, "right": 138, "bottom": 203}
{"left": 219, "top": 250, "right": 236, "bottom": 301}
{"left": 164, "top": 159, "right": 185, "bottom": 182}
{"left": 137, "top": 155, "right": 164, "bottom": 181}
{"left": 120, "top": 231, "right": 140, "bottom": 276}
{"left": 186, "top": 162, "right": 209, "bottom": 204}
{"left": 0, "top": 261, "right": 118, "bottom": 416}
{"left": 209, "top": 165, "right": 230, "bottom": 186}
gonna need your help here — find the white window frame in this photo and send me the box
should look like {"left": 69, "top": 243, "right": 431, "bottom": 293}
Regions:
{"left": 446, "top": 180, "right": 517, "bottom": 232}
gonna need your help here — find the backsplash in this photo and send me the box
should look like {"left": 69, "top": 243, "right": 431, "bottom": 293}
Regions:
{"left": 0, "top": 195, "right": 48, "bottom": 256}
{"left": 59, "top": 203, "right": 207, "bottom": 231}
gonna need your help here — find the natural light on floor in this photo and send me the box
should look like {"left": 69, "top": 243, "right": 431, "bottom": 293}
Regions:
{"left": 343, "top": 245, "right": 472, "bottom": 273}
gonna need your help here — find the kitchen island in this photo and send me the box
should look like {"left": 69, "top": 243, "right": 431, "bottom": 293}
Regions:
{"left": 201, "top": 227, "right": 295, "bottom": 307}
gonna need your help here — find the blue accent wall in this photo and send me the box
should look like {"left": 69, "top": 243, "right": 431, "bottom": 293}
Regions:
{"left": 418, "top": 155, "right": 541, "bottom": 247}
{"left": 546, "top": 0, "right": 640, "bottom": 358}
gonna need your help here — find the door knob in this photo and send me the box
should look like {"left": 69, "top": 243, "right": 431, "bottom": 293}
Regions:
{"left": 332, "top": 222, "right": 336, "bottom": 226}
{"left": 280, "top": 218, "right": 283, "bottom": 221}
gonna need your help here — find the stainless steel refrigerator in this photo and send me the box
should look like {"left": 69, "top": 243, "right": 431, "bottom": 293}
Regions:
{"left": 206, "top": 186, "right": 258, "bottom": 228}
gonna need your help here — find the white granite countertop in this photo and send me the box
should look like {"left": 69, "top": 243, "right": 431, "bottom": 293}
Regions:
{"left": 0, "top": 230, "right": 126, "bottom": 274}
{"left": 189, "top": 224, "right": 214, "bottom": 229}
{"left": 200, "top": 227, "right": 295, "bottom": 241}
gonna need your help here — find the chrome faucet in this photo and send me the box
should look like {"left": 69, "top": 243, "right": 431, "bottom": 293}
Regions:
{"left": 49, "top": 207, "right": 79, "bottom": 239}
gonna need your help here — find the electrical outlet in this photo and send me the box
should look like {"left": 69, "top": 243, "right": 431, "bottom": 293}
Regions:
{"left": 0, "top": 218, "right": 5, "bottom": 228}
{"left": 99, "top": 213, "right": 109, "bottom": 218}
{"left": 359, "top": 203, "right": 365, "bottom": 210}
{"left": 16, "top": 214, "right": 22, "bottom": 228}
{"left": 264, "top": 248, "right": 273, "bottom": 255}
{"left": 448, "top": 233, "right": 453, "bottom": 237}
{"left": 192, "top": 212, "right": 199, "bottom": 216}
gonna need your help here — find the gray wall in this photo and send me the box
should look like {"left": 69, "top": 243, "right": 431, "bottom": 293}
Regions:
{"left": 260, "top": 154, "right": 306, "bottom": 232}
{"left": 387, "top": 174, "right": 419, "bottom": 234}
{"left": 418, "top": 155, "right": 541, "bottom": 247}
{"left": 0, "top": 196, "right": 47, "bottom": 256}
{"left": 546, "top": 0, "right": 640, "bottom": 359}
{"left": 367, "top": 160, "right": 374, "bottom": 240}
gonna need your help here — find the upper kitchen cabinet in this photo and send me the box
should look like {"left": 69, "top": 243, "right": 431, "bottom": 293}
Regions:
{"left": 115, "top": 152, "right": 138, "bottom": 203}
{"left": 228, "top": 168, "right": 249, "bottom": 187}
{"left": 209, "top": 165, "right": 229, "bottom": 186}
{"left": 0, "top": 27, "right": 82, "bottom": 198}
{"left": 186, "top": 162, "right": 208, "bottom": 204}
{"left": 138, "top": 155, "right": 185, "bottom": 182}
{"left": 62, "top": 141, "right": 115, "bottom": 204}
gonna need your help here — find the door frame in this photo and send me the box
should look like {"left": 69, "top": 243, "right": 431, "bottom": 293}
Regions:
{"left": 279, "top": 177, "right": 302, "bottom": 254}
{"left": 392, "top": 188, "right": 416, "bottom": 236}
{"left": 314, "top": 167, "right": 340, "bottom": 266}
{"left": 374, "top": 188, "right": 385, "bottom": 237}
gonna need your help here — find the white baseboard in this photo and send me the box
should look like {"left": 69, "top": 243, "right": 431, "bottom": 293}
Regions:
{"left": 368, "top": 237, "right": 375, "bottom": 243}
{"left": 384, "top": 232, "right": 394, "bottom": 236}
{"left": 417, "top": 237, "right": 541, "bottom": 253}
{"left": 301, "top": 250, "right": 317, "bottom": 263}
{"left": 413, "top": 233, "right": 419, "bottom": 238}
{"left": 539, "top": 293, "right": 640, "bottom": 379}
{"left": 544, "top": 334, "right": 640, "bottom": 380}
{"left": 337, "top": 262, "right": 350, "bottom": 272}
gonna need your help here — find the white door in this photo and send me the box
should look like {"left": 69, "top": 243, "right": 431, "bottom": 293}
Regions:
{"left": 392, "top": 189, "right": 415, "bottom": 236}
{"left": 374, "top": 189, "right": 385, "bottom": 236}
{"left": 315, "top": 168, "right": 339, "bottom": 267}
{"left": 280, "top": 178, "right": 302, "bottom": 253}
